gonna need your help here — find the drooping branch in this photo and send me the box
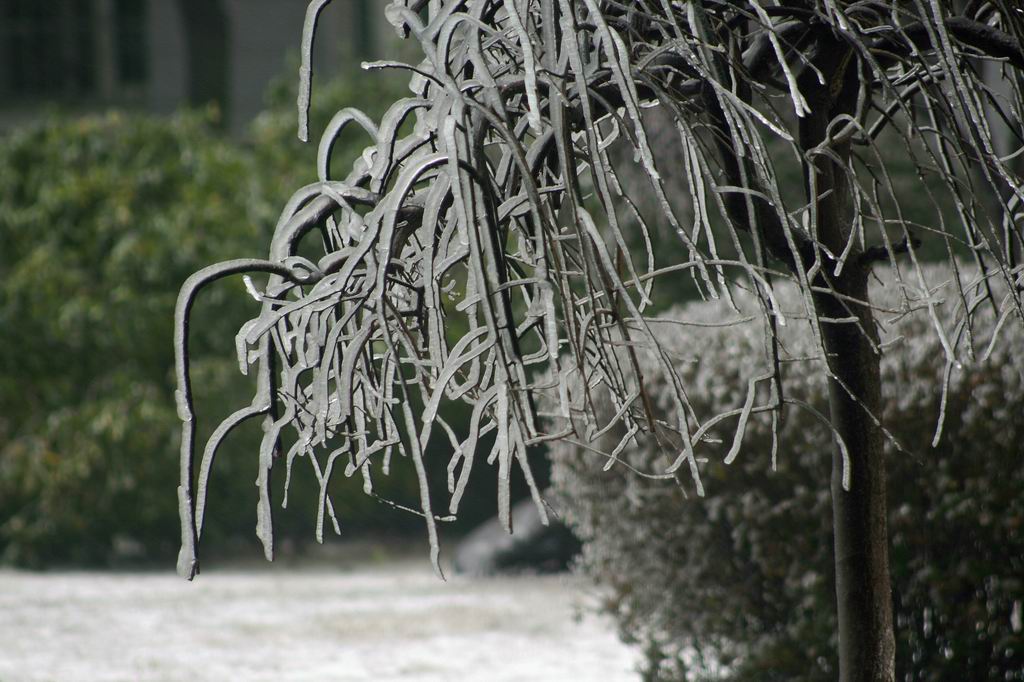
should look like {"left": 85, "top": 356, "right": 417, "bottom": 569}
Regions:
{"left": 174, "top": 0, "right": 1024, "bottom": 584}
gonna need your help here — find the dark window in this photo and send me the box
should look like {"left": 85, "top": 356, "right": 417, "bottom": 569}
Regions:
{"left": 2, "top": 0, "right": 95, "bottom": 97}
{"left": 354, "top": 0, "right": 374, "bottom": 61}
{"left": 0, "top": 0, "right": 148, "bottom": 101}
{"left": 114, "top": 0, "right": 147, "bottom": 85}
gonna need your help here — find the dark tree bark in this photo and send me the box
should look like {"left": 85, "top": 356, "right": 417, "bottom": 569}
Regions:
{"left": 704, "top": 26, "right": 899, "bottom": 677}
{"left": 800, "top": 39, "right": 896, "bottom": 682}
{"left": 816, "top": 274, "right": 895, "bottom": 682}
{"left": 176, "top": 0, "right": 230, "bottom": 122}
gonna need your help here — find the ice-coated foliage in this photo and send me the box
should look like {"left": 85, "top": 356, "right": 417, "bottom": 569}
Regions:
{"left": 174, "top": 0, "right": 1024, "bottom": 581}
{"left": 551, "top": 264, "right": 1024, "bottom": 681}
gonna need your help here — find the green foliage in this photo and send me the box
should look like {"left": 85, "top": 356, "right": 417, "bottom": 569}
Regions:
{"left": 0, "top": 110, "right": 263, "bottom": 564}
{"left": 0, "top": 70, "right": 424, "bottom": 567}
{"left": 551, "top": 267, "right": 1024, "bottom": 681}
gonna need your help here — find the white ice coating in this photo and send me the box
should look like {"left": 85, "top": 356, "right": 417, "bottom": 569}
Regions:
{"left": 172, "top": 0, "right": 1024, "bottom": 577}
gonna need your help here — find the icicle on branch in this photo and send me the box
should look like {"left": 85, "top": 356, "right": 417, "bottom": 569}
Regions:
{"left": 174, "top": 0, "right": 1024, "bottom": 579}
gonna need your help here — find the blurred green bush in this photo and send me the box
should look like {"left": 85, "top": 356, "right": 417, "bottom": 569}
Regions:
{"left": 0, "top": 71, "right": 460, "bottom": 567}
{"left": 551, "top": 266, "right": 1024, "bottom": 681}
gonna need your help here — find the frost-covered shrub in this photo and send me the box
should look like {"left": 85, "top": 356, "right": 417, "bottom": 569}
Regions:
{"left": 550, "top": 265, "right": 1024, "bottom": 681}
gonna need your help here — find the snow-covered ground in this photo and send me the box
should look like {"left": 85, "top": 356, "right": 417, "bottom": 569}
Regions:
{"left": 0, "top": 561, "right": 639, "bottom": 681}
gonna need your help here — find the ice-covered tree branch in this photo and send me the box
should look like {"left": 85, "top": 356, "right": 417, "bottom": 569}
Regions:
{"left": 175, "top": 3, "right": 1023, "bottom": 676}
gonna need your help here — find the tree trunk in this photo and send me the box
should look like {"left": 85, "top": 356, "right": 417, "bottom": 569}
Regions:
{"left": 814, "top": 276, "right": 896, "bottom": 682}
{"left": 801, "top": 40, "right": 896, "bottom": 681}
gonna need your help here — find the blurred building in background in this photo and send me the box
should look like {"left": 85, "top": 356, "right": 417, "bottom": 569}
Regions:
{"left": 0, "top": 0, "right": 389, "bottom": 132}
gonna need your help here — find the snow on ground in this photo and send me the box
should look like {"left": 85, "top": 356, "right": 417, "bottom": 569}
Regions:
{"left": 0, "top": 561, "right": 639, "bottom": 681}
